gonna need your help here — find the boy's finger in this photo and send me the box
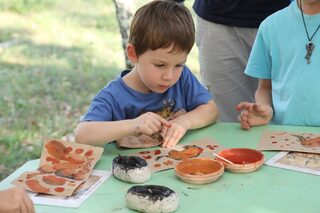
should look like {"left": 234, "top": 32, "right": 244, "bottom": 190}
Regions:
{"left": 24, "top": 194, "right": 35, "bottom": 213}
{"left": 20, "top": 197, "right": 29, "bottom": 213}
{"left": 168, "top": 133, "right": 182, "bottom": 148}
{"left": 240, "top": 121, "right": 250, "bottom": 130}
{"left": 162, "top": 122, "right": 171, "bottom": 128}
{"left": 161, "top": 127, "right": 168, "bottom": 141}
{"left": 253, "top": 103, "right": 262, "bottom": 112}
{"left": 253, "top": 103, "right": 268, "bottom": 113}
{"left": 156, "top": 115, "right": 171, "bottom": 127}
{"left": 240, "top": 110, "right": 248, "bottom": 121}
{"left": 165, "top": 137, "right": 175, "bottom": 148}
{"left": 161, "top": 119, "right": 171, "bottom": 128}
{"left": 236, "top": 102, "right": 250, "bottom": 111}
{"left": 162, "top": 138, "right": 169, "bottom": 148}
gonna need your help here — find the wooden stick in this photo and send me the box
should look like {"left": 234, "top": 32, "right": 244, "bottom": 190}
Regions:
{"left": 212, "top": 152, "right": 235, "bottom": 165}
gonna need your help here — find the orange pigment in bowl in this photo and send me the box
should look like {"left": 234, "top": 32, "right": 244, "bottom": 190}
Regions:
{"left": 176, "top": 158, "right": 223, "bottom": 175}
{"left": 218, "top": 148, "right": 263, "bottom": 164}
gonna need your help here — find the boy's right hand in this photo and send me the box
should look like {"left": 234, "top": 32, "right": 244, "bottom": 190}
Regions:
{"left": 132, "top": 112, "right": 171, "bottom": 136}
{"left": 236, "top": 102, "right": 273, "bottom": 130}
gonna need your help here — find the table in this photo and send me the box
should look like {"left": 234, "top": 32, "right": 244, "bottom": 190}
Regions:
{"left": 1, "top": 123, "right": 320, "bottom": 213}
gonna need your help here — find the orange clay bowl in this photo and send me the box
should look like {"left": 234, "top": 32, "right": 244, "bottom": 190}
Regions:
{"left": 175, "top": 158, "right": 224, "bottom": 184}
{"left": 216, "top": 148, "right": 264, "bottom": 173}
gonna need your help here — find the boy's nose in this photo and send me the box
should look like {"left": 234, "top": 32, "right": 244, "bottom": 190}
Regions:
{"left": 162, "top": 69, "right": 174, "bottom": 80}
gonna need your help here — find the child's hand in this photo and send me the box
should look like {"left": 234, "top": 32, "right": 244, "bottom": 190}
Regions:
{"left": 132, "top": 112, "right": 171, "bottom": 136}
{"left": 0, "top": 187, "right": 35, "bottom": 213}
{"left": 236, "top": 102, "right": 273, "bottom": 130}
{"left": 161, "top": 120, "right": 187, "bottom": 148}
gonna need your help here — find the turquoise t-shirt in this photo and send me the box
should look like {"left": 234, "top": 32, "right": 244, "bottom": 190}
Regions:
{"left": 245, "top": 1, "right": 320, "bottom": 126}
{"left": 81, "top": 66, "right": 213, "bottom": 122}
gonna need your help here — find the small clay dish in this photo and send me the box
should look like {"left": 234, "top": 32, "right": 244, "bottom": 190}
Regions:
{"left": 175, "top": 158, "right": 224, "bottom": 184}
{"left": 216, "top": 148, "right": 264, "bottom": 173}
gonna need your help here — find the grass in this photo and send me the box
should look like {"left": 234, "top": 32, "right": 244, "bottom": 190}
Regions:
{"left": 0, "top": 0, "right": 199, "bottom": 181}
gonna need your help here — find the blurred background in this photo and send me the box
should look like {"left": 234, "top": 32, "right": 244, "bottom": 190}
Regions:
{"left": 0, "top": 0, "right": 199, "bottom": 180}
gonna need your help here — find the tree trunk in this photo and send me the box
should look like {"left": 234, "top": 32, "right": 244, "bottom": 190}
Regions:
{"left": 112, "top": 0, "right": 134, "bottom": 69}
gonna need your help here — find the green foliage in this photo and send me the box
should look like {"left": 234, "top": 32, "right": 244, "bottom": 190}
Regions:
{"left": 0, "top": 0, "right": 123, "bottom": 181}
{"left": 0, "top": 0, "right": 55, "bottom": 13}
{"left": 0, "top": 133, "right": 42, "bottom": 178}
{"left": 0, "top": 0, "right": 199, "bottom": 181}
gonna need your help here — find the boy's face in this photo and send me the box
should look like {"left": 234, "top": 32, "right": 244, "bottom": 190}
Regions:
{"left": 133, "top": 46, "right": 187, "bottom": 94}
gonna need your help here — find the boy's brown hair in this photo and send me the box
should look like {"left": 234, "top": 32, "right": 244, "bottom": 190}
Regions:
{"left": 129, "top": 0, "right": 195, "bottom": 56}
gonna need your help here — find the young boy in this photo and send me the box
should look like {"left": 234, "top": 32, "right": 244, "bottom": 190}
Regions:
{"left": 75, "top": 0, "right": 218, "bottom": 148}
{"left": 237, "top": 0, "right": 320, "bottom": 130}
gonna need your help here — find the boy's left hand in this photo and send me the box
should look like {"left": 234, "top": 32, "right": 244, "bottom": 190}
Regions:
{"left": 161, "top": 121, "right": 187, "bottom": 148}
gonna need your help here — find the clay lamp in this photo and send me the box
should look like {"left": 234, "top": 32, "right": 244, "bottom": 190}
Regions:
{"left": 216, "top": 148, "right": 264, "bottom": 173}
{"left": 175, "top": 158, "right": 224, "bottom": 184}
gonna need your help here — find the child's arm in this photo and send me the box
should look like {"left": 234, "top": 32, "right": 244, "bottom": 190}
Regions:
{"left": 236, "top": 79, "right": 273, "bottom": 130}
{"left": 75, "top": 112, "right": 171, "bottom": 146}
{"left": 161, "top": 100, "right": 218, "bottom": 148}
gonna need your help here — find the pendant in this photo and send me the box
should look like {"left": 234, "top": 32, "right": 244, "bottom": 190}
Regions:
{"left": 305, "top": 42, "right": 315, "bottom": 64}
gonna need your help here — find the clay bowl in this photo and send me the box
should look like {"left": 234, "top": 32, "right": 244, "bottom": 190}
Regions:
{"left": 175, "top": 158, "right": 224, "bottom": 184}
{"left": 216, "top": 148, "right": 264, "bottom": 173}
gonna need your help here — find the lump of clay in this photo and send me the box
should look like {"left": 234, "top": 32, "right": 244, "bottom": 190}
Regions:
{"left": 112, "top": 156, "right": 151, "bottom": 183}
{"left": 126, "top": 185, "right": 179, "bottom": 213}
{"left": 117, "top": 133, "right": 163, "bottom": 148}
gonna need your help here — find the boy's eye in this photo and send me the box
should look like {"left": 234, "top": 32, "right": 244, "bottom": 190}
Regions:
{"left": 155, "top": 64, "right": 165, "bottom": 67}
{"left": 176, "top": 64, "right": 184, "bottom": 67}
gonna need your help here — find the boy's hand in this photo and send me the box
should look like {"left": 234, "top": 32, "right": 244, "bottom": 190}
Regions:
{"left": 236, "top": 102, "right": 273, "bottom": 130}
{"left": 132, "top": 112, "right": 171, "bottom": 136}
{"left": 0, "top": 187, "right": 35, "bottom": 213}
{"left": 161, "top": 120, "right": 187, "bottom": 148}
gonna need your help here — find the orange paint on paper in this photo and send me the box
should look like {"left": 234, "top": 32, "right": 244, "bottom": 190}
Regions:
{"left": 43, "top": 175, "right": 67, "bottom": 186}
{"left": 85, "top": 150, "right": 93, "bottom": 157}
{"left": 54, "top": 187, "right": 65, "bottom": 193}
{"left": 62, "top": 154, "right": 84, "bottom": 164}
{"left": 154, "top": 150, "right": 161, "bottom": 155}
{"left": 64, "top": 147, "right": 73, "bottom": 155}
{"left": 25, "top": 179, "right": 50, "bottom": 194}
{"left": 168, "top": 145, "right": 203, "bottom": 160}
{"left": 139, "top": 151, "right": 151, "bottom": 154}
{"left": 46, "top": 156, "right": 59, "bottom": 164}
{"left": 75, "top": 148, "right": 84, "bottom": 154}
{"left": 143, "top": 155, "right": 152, "bottom": 160}
{"left": 45, "top": 140, "right": 65, "bottom": 159}
{"left": 163, "top": 160, "right": 173, "bottom": 166}
{"left": 53, "top": 162, "right": 79, "bottom": 170}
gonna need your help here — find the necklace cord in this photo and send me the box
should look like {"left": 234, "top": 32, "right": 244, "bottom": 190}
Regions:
{"left": 299, "top": 0, "right": 320, "bottom": 41}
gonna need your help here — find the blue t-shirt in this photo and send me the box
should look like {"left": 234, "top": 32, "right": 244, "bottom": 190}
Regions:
{"left": 81, "top": 66, "right": 213, "bottom": 122}
{"left": 245, "top": 1, "right": 320, "bottom": 126}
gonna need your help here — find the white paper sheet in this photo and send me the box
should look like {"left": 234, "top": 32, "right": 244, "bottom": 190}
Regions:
{"left": 28, "top": 170, "right": 112, "bottom": 208}
{"left": 265, "top": 152, "right": 320, "bottom": 176}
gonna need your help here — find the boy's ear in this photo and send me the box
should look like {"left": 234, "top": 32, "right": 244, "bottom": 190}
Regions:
{"left": 127, "top": 44, "right": 138, "bottom": 63}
